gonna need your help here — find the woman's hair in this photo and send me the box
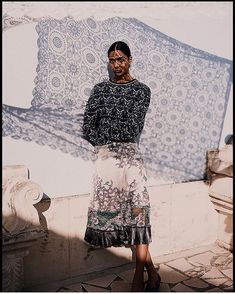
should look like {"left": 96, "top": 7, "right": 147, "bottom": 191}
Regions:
{"left": 107, "top": 41, "right": 131, "bottom": 58}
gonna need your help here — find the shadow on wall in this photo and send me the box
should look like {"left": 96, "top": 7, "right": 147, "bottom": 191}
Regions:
{"left": 3, "top": 193, "right": 135, "bottom": 291}
{"left": 2, "top": 15, "right": 233, "bottom": 183}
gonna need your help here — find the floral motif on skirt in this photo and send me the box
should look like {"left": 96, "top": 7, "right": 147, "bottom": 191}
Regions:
{"left": 84, "top": 142, "right": 152, "bottom": 248}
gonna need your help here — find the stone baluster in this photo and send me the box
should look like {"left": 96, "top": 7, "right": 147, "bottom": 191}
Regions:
{"left": 2, "top": 165, "right": 45, "bottom": 292}
{"left": 207, "top": 143, "right": 233, "bottom": 252}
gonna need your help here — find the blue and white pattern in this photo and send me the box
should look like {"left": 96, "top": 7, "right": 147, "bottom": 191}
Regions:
{"left": 2, "top": 16, "right": 233, "bottom": 182}
{"left": 82, "top": 79, "right": 151, "bottom": 146}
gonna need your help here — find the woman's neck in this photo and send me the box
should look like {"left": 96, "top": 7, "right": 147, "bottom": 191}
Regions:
{"left": 112, "top": 73, "right": 133, "bottom": 83}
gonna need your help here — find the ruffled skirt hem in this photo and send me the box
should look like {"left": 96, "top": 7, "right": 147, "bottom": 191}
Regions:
{"left": 84, "top": 226, "right": 152, "bottom": 248}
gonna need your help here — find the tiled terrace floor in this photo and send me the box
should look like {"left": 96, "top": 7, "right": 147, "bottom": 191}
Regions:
{"left": 45, "top": 243, "right": 233, "bottom": 292}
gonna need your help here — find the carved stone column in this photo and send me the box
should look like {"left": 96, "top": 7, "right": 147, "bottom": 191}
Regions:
{"left": 207, "top": 144, "right": 233, "bottom": 252}
{"left": 2, "top": 165, "right": 45, "bottom": 291}
{"left": 209, "top": 176, "right": 233, "bottom": 251}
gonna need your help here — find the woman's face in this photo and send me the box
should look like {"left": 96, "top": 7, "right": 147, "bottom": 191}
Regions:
{"left": 108, "top": 50, "right": 132, "bottom": 78}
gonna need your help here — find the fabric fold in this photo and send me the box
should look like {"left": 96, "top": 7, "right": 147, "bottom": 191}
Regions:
{"left": 84, "top": 226, "right": 152, "bottom": 248}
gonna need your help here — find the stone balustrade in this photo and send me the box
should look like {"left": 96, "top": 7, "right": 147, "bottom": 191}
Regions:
{"left": 207, "top": 141, "right": 233, "bottom": 252}
{"left": 2, "top": 165, "right": 45, "bottom": 292}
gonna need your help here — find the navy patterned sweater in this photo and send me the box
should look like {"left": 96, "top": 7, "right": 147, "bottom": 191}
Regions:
{"left": 82, "top": 79, "right": 151, "bottom": 146}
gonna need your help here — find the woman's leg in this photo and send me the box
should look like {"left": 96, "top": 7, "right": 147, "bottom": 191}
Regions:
{"left": 131, "top": 245, "right": 160, "bottom": 290}
{"left": 131, "top": 244, "right": 148, "bottom": 292}
{"left": 145, "top": 248, "right": 161, "bottom": 288}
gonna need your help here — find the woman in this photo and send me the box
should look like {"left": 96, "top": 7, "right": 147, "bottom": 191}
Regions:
{"left": 82, "top": 41, "right": 161, "bottom": 292}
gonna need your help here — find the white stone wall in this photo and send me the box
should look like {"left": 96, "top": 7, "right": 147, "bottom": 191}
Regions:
{"left": 3, "top": 2, "right": 233, "bottom": 197}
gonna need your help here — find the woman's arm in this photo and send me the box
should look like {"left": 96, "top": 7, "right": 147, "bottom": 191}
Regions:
{"left": 82, "top": 85, "right": 99, "bottom": 146}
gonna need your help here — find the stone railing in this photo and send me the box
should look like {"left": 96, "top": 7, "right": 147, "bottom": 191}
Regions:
{"left": 207, "top": 140, "right": 233, "bottom": 252}
{"left": 2, "top": 165, "right": 46, "bottom": 292}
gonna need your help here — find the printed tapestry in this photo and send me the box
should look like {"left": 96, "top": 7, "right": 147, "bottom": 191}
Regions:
{"left": 3, "top": 15, "right": 233, "bottom": 182}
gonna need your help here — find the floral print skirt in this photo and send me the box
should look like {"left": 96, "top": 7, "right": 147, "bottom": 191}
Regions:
{"left": 84, "top": 142, "right": 152, "bottom": 248}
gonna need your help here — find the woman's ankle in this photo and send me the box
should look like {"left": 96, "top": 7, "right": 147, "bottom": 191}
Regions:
{"left": 131, "top": 278, "right": 144, "bottom": 292}
{"left": 133, "top": 270, "right": 144, "bottom": 280}
{"left": 146, "top": 268, "right": 159, "bottom": 280}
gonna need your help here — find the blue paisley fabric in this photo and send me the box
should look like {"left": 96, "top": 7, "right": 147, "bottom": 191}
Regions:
{"left": 82, "top": 79, "right": 151, "bottom": 146}
{"left": 2, "top": 15, "right": 233, "bottom": 183}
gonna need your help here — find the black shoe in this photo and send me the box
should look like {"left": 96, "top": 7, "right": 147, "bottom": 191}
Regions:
{"left": 144, "top": 272, "right": 161, "bottom": 292}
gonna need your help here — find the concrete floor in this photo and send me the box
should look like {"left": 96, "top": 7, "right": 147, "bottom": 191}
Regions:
{"left": 43, "top": 243, "right": 233, "bottom": 292}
